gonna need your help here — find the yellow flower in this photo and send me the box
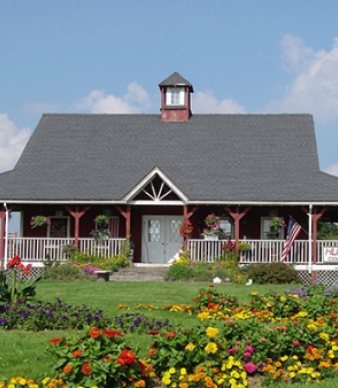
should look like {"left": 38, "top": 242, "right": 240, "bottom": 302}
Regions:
{"left": 169, "top": 367, "right": 176, "bottom": 374}
{"left": 280, "top": 296, "right": 286, "bottom": 302}
{"left": 319, "top": 332, "right": 329, "bottom": 341}
{"left": 180, "top": 368, "right": 187, "bottom": 375}
{"left": 204, "top": 342, "right": 218, "bottom": 354}
{"left": 251, "top": 291, "right": 258, "bottom": 296}
{"left": 290, "top": 372, "right": 296, "bottom": 378}
{"left": 162, "top": 374, "right": 171, "bottom": 385}
{"left": 185, "top": 342, "right": 196, "bottom": 351}
{"left": 280, "top": 355, "right": 288, "bottom": 362}
{"left": 206, "top": 326, "right": 219, "bottom": 338}
{"left": 8, "top": 385, "right": 15, "bottom": 388}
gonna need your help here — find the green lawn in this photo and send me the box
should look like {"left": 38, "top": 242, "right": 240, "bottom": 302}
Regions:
{"left": 1, "top": 280, "right": 337, "bottom": 387}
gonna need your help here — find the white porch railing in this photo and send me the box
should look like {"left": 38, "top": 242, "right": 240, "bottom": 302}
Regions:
{"left": 186, "top": 239, "right": 338, "bottom": 264}
{"left": 5, "top": 237, "right": 126, "bottom": 264}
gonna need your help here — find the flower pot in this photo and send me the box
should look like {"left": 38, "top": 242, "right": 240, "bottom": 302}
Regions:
{"left": 204, "top": 234, "right": 218, "bottom": 241}
{"left": 269, "top": 226, "right": 280, "bottom": 233}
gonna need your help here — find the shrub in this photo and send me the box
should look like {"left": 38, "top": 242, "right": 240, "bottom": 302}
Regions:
{"left": 165, "top": 262, "right": 193, "bottom": 281}
{"left": 43, "top": 263, "right": 89, "bottom": 280}
{"left": 244, "top": 262, "right": 300, "bottom": 284}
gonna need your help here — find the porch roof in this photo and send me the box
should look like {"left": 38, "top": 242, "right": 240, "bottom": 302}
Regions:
{"left": 1, "top": 113, "right": 338, "bottom": 204}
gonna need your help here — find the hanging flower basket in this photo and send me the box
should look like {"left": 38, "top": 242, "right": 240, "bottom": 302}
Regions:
{"left": 94, "top": 214, "right": 110, "bottom": 226}
{"left": 30, "top": 215, "right": 51, "bottom": 229}
{"left": 203, "top": 213, "right": 221, "bottom": 237}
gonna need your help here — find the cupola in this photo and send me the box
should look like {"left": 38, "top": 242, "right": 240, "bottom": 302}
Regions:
{"left": 158, "top": 72, "right": 194, "bottom": 122}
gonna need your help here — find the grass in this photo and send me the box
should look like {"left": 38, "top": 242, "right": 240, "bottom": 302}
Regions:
{"left": 1, "top": 279, "right": 337, "bottom": 387}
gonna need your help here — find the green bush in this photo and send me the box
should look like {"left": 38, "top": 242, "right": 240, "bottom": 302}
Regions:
{"left": 165, "top": 262, "right": 194, "bottom": 281}
{"left": 244, "top": 262, "right": 300, "bottom": 284}
{"left": 43, "top": 263, "right": 88, "bottom": 280}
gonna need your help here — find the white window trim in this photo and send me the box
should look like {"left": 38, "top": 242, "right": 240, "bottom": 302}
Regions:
{"left": 166, "top": 87, "right": 185, "bottom": 106}
{"left": 261, "top": 217, "right": 285, "bottom": 240}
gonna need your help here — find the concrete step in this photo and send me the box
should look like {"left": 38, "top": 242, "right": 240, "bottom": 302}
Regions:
{"left": 109, "top": 264, "right": 170, "bottom": 281}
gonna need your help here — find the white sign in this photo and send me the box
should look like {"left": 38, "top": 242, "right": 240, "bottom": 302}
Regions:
{"left": 323, "top": 246, "right": 338, "bottom": 263}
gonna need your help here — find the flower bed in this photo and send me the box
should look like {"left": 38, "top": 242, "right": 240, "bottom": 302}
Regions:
{"left": 1, "top": 284, "right": 338, "bottom": 387}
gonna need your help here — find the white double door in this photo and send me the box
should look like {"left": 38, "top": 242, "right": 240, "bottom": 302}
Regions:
{"left": 142, "top": 215, "right": 183, "bottom": 264}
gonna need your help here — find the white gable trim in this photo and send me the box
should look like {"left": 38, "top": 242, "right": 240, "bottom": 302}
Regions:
{"left": 122, "top": 167, "right": 189, "bottom": 204}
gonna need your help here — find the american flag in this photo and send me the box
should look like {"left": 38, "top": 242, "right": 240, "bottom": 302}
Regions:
{"left": 281, "top": 219, "right": 302, "bottom": 262}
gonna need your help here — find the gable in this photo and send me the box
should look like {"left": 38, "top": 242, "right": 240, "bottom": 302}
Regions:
{"left": 123, "top": 167, "right": 188, "bottom": 204}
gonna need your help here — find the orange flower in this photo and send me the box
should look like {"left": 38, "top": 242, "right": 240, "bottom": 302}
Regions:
{"left": 63, "top": 364, "right": 73, "bottom": 374}
{"left": 72, "top": 350, "right": 82, "bottom": 358}
{"left": 50, "top": 337, "right": 62, "bottom": 345}
{"left": 164, "top": 331, "right": 176, "bottom": 339}
{"left": 134, "top": 380, "right": 146, "bottom": 388}
{"left": 88, "top": 327, "right": 100, "bottom": 338}
{"left": 81, "top": 362, "right": 92, "bottom": 375}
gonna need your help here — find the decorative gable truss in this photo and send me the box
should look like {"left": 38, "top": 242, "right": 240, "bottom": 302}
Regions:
{"left": 123, "top": 167, "right": 188, "bottom": 205}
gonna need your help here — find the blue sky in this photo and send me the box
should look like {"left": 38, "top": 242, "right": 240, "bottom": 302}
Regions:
{"left": 1, "top": 1, "right": 338, "bottom": 175}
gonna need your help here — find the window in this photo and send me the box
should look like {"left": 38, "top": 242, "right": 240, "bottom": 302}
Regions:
{"left": 166, "top": 87, "right": 185, "bottom": 106}
{"left": 219, "top": 218, "right": 233, "bottom": 239}
{"left": 261, "top": 217, "right": 284, "bottom": 240}
{"left": 48, "top": 217, "right": 69, "bottom": 238}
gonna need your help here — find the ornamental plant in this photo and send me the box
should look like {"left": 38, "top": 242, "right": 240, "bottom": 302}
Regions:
{"left": 268, "top": 217, "right": 285, "bottom": 229}
{"left": 203, "top": 213, "right": 221, "bottom": 235}
{"left": 0, "top": 255, "right": 41, "bottom": 306}
{"left": 179, "top": 220, "right": 193, "bottom": 238}
{"left": 48, "top": 325, "right": 156, "bottom": 388}
{"left": 30, "top": 215, "right": 51, "bottom": 229}
{"left": 94, "top": 214, "right": 110, "bottom": 226}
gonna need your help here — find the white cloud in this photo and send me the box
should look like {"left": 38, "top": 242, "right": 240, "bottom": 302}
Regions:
{"left": 74, "top": 82, "right": 151, "bottom": 113}
{"left": 267, "top": 35, "right": 338, "bottom": 123}
{"left": 0, "top": 113, "right": 31, "bottom": 173}
{"left": 325, "top": 164, "right": 338, "bottom": 177}
{"left": 193, "top": 90, "right": 246, "bottom": 114}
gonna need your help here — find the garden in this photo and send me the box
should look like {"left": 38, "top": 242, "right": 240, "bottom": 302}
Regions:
{"left": 1, "top": 251, "right": 338, "bottom": 387}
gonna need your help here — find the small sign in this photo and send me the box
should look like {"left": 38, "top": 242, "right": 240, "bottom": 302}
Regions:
{"left": 323, "top": 246, "right": 338, "bottom": 263}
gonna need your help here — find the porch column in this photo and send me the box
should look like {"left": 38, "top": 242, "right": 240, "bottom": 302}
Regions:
{"left": 64, "top": 205, "right": 91, "bottom": 248}
{"left": 115, "top": 205, "right": 131, "bottom": 237}
{"left": 0, "top": 206, "right": 5, "bottom": 269}
{"left": 223, "top": 206, "right": 252, "bottom": 252}
{"left": 312, "top": 206, "right": 329, "bottom": 282}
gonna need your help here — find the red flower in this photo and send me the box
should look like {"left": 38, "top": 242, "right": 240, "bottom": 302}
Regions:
{"left": 81, "top": 362, "right": 92, "bottom": 375}
{"left": 116, "top": 349, "right": 136, "bottom": 365}
{"left": 102, "top": 329, "right": 124, "bottom": 338}
{"left": 147, "top": 331, "right": 161, "bottom": 335}
{"left": 147, "top": 349, "right": 157, "bottom": 355}
{"left": 307, "top": 345, "right": 315, "bottom": 354}
{"left": 7, "top": 255, "right": 21, "bottom": 268}
{"left": 49, "top": 337, "right": 62, "bottom": 345}
{"left": 292, "top": 340, "right": 300, "bottom": 346}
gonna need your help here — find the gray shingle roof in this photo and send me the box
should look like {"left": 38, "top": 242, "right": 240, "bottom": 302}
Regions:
{"left": 159, "top": 72, "right": 194, "bottom": 92}
{"left": 0, "top": 113, "right": 338, "bottom": 203}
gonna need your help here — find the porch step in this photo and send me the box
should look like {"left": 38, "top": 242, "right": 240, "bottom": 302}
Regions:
{"left": 109, "top": 263, "right": 170, "bottom": 281}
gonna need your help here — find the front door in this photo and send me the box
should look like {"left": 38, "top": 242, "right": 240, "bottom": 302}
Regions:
{"left": 142, "top": 215, "right": 183, "bottom": 263}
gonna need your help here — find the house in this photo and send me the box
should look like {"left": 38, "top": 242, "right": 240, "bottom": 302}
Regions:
{"left": 1, "top": 72, "right": 338, "bottom": 279}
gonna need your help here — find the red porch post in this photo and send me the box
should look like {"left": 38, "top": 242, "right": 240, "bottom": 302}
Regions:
{"left": 115, "top": 205, "right": 131, "bottom": 237}
{"left": 223, "top": 206, "right": 252, "bottom": 253}
{"left": 64, "top": 205, "right": 91, "bottom": 248}
{"left": 0, "top": 207, "right": 5, "bottom": 269}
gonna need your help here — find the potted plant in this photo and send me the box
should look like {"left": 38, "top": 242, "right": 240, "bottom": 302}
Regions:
{"left": 203, "top": 213, "right": 221, "bottom": 240}
{"left": 30, "top": 215, "right": 51, "bottom": 229}
{"left": 269, "top": 217, "right": 285, "bottom": 232}
{"left": 94, "top": 214, "right": 110, "bottom": 227}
